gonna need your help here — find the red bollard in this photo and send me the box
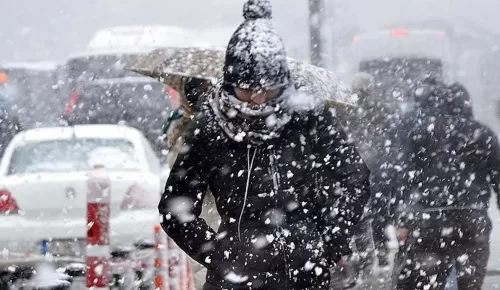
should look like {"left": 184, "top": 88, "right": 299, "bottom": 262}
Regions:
{"left": 167, "top": 238, "right": 181, "bottom": 290}
{"left": 86, "top": 165, "right": 111, "bottom": 289}
{"left": 154, "top": 224, "right": 168, "bottom": 290}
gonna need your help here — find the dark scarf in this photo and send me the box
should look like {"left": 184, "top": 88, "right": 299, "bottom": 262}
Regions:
{"left": 209, "top": 83, "right": 294, "bottom": 144}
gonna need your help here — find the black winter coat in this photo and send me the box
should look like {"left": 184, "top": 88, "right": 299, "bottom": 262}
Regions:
{"left": 400, "top": 113, "right": 500, "bottom": 210}
{"left": 396, "top": 83, "right": 500, "bottom": 221}
{"left": 159, "top": 106, "right": 371, "bottom": 290}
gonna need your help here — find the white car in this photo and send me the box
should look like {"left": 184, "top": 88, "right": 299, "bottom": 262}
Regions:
{"left": 0, "top": 125, "right": 168, "bottom": 255}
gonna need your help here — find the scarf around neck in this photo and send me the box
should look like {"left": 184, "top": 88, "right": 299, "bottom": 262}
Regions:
{"left": 209, "top": 83, "right": 294, "bottom": 144}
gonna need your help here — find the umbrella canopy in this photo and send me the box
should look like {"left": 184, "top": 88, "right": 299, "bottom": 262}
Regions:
{"left": 127, "top": 46, "right": 355, "bottom": 112}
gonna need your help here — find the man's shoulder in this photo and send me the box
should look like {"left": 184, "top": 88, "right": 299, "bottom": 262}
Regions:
{"left": 286, "top": 107, "right": 346, "bottom": 148}
{"left": 184, "top": 106, "right": 223, "bottom": 143}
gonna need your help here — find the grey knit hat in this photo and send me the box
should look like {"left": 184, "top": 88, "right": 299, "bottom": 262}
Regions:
{"left": 223, "top": 0, "right": 290, "bottom": 91}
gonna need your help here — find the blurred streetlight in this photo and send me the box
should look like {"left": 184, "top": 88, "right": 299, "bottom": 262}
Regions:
{"left": 309, "top": 0, "right": 324, "bottom": 67}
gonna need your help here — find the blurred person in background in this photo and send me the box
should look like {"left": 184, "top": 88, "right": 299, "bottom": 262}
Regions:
{"left": 163, "top": 77, "right": 212, "bottom": 167}
{"left": 158, "top": 0, "right": 371, "bottom": 289}
{"left": 392, "top": 80, "right": 500, "bottom": 290}
{"left": 340, "top": 72, "right": 394, "bottom": 273}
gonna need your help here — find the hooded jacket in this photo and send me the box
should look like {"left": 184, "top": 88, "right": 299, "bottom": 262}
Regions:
{"left": 159, "top": 100, "right": 371, "bottom": 289}
{"left": 396, "top": 82, "right": 500, "bottom": 218}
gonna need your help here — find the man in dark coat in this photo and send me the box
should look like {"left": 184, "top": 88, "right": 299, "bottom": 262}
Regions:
{"left": 392, "top": 81, "right": 500, "bottom": 290}
{"left": 158, "top": 0, "right": 371, "bottom": 289}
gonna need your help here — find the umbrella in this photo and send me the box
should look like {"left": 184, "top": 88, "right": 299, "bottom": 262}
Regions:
{"left": 127, "top": 47, "right": 355, "bottom": 112}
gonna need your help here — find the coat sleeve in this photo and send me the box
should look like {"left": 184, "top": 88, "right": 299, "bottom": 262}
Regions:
{"left": 158, "top": 118, "right": 217, "bottom": 268}
{"left": 312, "top": 108, "right": 371, "bottom": 256}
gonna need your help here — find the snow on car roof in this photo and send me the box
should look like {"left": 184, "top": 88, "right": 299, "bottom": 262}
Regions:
{"left": 0, "top": 61, "right": 59, "bottom": 71}
{"left": 87, "top": 76, "right": 160, "bottom": 85}
{"left": 87, "top": 25, "right": 197, "bottom": 50}
{"left": 67, "top": 47, "right": 155, "bottom": 59}
{"left": 73, "top": 25, "right": 233, "bottom": 60}
{"left": 16, "top": 125, "right": 144, "bottom": 143}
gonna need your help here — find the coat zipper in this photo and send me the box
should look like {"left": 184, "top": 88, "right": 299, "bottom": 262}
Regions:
{"left": 269, "top": 148, "right": 289, "bottom": 288}
{"left": 238, "top": 146, "right": 258, "bottom": 241}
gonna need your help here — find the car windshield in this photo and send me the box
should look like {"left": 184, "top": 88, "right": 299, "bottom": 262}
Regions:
{"left": 8, "top": 138, "right": 141, "bottom": 175}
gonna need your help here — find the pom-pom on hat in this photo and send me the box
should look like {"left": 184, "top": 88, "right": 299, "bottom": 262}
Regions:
{"left": 223, "top": 0, "right": 290, "bottom": 92}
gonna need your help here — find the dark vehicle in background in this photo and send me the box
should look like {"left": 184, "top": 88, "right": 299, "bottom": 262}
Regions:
{"left": 335, "top": 28, "right": 454, "bottom": 121}
{"left": 56, "top": 25, "right": 234, "bottom": 163}
{"left": 0, "top": 61, "right": 60, "bottom": 128}
{"left": 62, "top": 76, "right": 172, "bottom": 160}
{"left": 56, "top": 25, "right": 201, "bottom": 99}
{"left": 56, "top": 49, "right": 147, "bottom": 100}
{"left": 56, "top": 50, "right": 175, "bottom": 159}
{"left": 57, "top": 25, "right": 233, "bottom": 163}
{"left": 359, "top": 57, "right": 445, "bottom": 117}
{"left": 335, "top": 28, "right": 454, "bottom": 81}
